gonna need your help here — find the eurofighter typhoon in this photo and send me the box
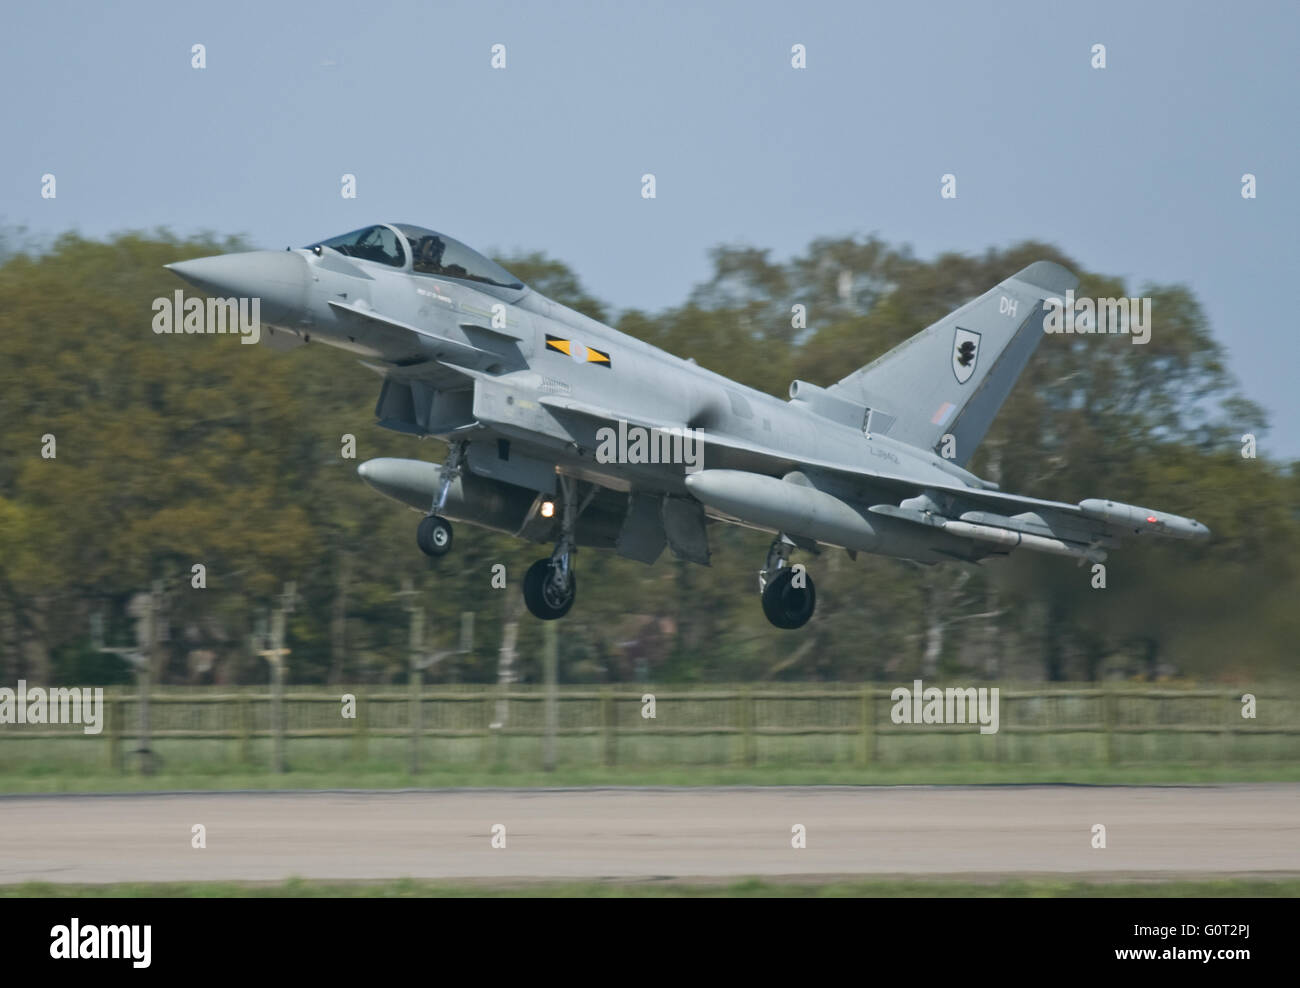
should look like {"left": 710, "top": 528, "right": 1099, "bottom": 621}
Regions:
{"left": 167, "top": 224, "right": 1209, "bottom": 628}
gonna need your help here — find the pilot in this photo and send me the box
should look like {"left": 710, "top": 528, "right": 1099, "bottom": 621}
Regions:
{"left": 416, "top": 235, "right": 445, "bottom": 273}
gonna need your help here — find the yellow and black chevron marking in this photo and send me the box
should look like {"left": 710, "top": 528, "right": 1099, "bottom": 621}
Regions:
{"left": 546, "top": 335, "right": 611, "bottom": 366}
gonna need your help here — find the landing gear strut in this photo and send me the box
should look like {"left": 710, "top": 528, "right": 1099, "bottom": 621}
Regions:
{"left": 759, "top": 534, "right": 816, "bottom": 629}
{"left": 523, "top": 476, "right": 589, "bottom": 620}
{"left": 417, "top": 441, "right": 464, "bottom": 558}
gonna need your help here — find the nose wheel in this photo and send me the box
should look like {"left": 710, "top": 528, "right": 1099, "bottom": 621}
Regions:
{"left": 416, "top": 514, "right": 453, "bottom": 557}
{"left": 759, "top": 535, "right": 816, "bottom": 629}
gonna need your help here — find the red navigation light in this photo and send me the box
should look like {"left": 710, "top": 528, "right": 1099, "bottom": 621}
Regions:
{"left": 1146, "top": 515, "right": 1158, "bottom": 523}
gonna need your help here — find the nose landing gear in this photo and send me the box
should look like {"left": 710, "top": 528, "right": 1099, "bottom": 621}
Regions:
{"left": 416, "top": 514, "right": 453, "bottom": 557}
{"left": 416, "top": 441, "right": 464, "bottom": 558}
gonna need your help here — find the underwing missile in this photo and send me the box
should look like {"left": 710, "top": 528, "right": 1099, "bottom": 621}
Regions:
{"left": 870, "top": 504, "right": 1105, "bottom": 562}
{"left": 939, "top": 519, "right": 1106, "bottom": 562}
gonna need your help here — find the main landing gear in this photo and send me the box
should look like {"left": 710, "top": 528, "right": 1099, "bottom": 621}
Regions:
{"left": 417, "top": 441, "right": 463, "bottom": 558}
{"left": 523, "top": 476, "right": 590, "bottom": 621}
{"left": 523, "top": 556, "right": 576, "bottom": 620}
{"left": 759, "top": 534, "right": 816, "bottom": 629}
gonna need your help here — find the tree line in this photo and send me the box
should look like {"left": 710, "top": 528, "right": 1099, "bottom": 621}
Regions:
{"left": 0, "top": 228, "right": 1294, "bottom": 686}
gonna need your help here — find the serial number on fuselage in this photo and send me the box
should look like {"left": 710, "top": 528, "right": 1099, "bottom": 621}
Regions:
{"left": 868, "top": 446, "right": 901, "bottom": 465}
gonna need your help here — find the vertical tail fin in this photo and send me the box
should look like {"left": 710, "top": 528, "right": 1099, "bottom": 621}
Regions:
{"left": 827, "top": 260, "right": 1077, "bottom": 466}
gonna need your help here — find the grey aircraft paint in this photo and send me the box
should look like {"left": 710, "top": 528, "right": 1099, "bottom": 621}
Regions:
{"left": 167, "top": 223, "right": 1209, "bottom": 627}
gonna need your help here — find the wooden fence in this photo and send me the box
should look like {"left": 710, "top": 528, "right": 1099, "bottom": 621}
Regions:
{"left": 1, "top": 684, "right": 1295, "bottom": 773}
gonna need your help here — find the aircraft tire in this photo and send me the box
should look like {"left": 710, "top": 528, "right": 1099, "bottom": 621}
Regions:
{"left": 417, "top": 515, "right": 454, "bottom": 557}
{"left": 523, "top": 558, "right": 576, "bottom": 620}
{"left": 761, "top": 567, "right": 816, "bottom": 629}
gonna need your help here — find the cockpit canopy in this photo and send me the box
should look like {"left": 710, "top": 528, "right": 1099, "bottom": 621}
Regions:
{"left": 311, "top": 224, "right": 406, "bottom": 266}
{"left": 394, "top": 224, "right": 524, "bottom": 289}
{"left": 307, "top": 223, "right": 525, "bottom": 291}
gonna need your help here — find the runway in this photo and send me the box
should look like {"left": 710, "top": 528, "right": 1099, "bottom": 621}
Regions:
{"left": 1, "top": 785, "right": 1297, "bottom": 884}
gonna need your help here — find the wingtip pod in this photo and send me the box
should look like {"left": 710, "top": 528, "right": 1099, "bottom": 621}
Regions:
{"left": 1077, "top": 498, "right": 1211, "bottom": 541}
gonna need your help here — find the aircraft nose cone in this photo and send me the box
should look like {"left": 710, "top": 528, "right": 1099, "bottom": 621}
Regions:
{"left": 165, "top": 250, "right": 309, "bottom": 326}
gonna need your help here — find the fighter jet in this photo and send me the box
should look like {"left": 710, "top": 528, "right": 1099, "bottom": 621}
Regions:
{"left": 167, "top": 223, "right": 1209, "bottom": 628}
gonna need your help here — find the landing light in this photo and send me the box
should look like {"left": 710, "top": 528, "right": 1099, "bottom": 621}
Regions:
{"left": 541, "top": 500, "right": 555, "bottom": 518}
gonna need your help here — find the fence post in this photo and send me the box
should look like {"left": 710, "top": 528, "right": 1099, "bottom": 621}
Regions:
{"left": 602, "top": 688, "right": 616, "bottom": 767}
{"left": 543, "top": 622, "right": 558, "bottom": 772}
{"left": 993, "top": 690, "right": 1004, "bottom": 763}
{"left": 256, "top": 582, "right": 295, "bottom": 774}
{"left": 270, "top": 660, "right": 285, "bottom": 773}
{"left": 352, "top": 689, "right": 368, "bottom": 761}
{"left": 859, "top": 686, "right": 874, "bottom": 765}
{"left": 1103, "top": 686, "right": 1116, "bottom": 767}
{"left": 408, "top": 611, "right": 423, "bottom": 776}
{"left": 106, "top": 692, "right": 122, "bottom": 772}
{"left": 483, "top": 692, "right": 498, "bottom": 767}
{"left": 133, "top": 585, "right": 159, "bottom": 776}
{"left": 238, "top": 692, "right": 252, "bottom": 764}
{"left": 1221, "top": 688, "right": 1234, "bottom": 765}
{"left": 741, "top": 686, "right": 755, "bottom": 767}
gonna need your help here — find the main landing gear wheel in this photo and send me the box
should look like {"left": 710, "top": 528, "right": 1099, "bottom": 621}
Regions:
{"left": 761, "top": 567, "right": 816, "bottom": 629}
{"left": 758, "top": 535, "right": 816, "bottom": 629}
{"left": 416, "top": 515, "right": 453, "bottom": 557}
{"left": 523, "top": 474, "right": 589, "bottom": 620}
{"left": 523, "top": 557, "right": 576, "bottom": 620}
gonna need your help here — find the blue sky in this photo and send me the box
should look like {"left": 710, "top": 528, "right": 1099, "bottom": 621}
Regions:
{"left": 4, "top": 0, "right": 1297, "bottom": 455}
